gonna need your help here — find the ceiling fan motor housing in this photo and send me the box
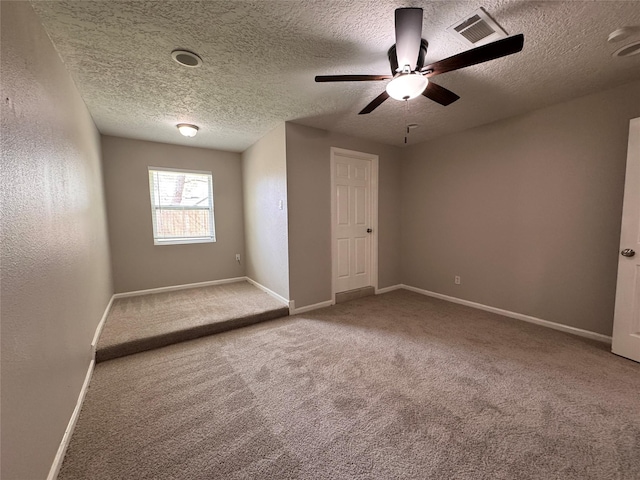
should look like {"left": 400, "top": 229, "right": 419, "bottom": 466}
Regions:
{"left": 388, "top": 39, "right": 429, "bottom": 74}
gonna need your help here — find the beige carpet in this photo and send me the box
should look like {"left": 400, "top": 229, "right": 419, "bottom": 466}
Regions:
{"left": 62, "top": 290, "right": 640, "bottom": 479}
{"left": 96, "top": 281, "right": 289, "bottom": 362}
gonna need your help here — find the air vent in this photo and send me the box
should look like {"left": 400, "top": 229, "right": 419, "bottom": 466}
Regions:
{"left": 447, "top": 8, "right": 507, "bottom": 47}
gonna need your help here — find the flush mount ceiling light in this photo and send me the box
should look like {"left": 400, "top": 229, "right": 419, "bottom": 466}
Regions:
{"left": 613, "top": 40, "right": 640, "bottom": 57}
{"left": 177, "top": 124, "right": 199, "bottom": 137}
{"left": 385, "top": 71, "right": 429, "bottom": 101}
{"left": 171, "top": 49, "right": 203, "bottom": 68}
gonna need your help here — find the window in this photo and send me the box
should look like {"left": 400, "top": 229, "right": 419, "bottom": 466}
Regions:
{"left": 148, "top": 167, "right": 215, "bottom": 245}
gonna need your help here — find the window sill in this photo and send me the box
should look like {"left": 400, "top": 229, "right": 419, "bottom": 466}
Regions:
{"left": 154, "top": 238, "right": 215, "bottom": 246}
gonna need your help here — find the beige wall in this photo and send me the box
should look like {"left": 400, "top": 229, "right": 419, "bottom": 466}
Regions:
{"left": 402, "top": 81, "right": 640, "bottom": 336}
{"left": 285, "top": 123, "right": 402, "bottom": 309}
{"left": 241, "top": 124, "right": 290, "bottom": 299}
{"left": 0, "top": 3, "right": 113, "bottom": 479}
{"left": 102, "top": 136, "right": 245, "bottom": 293}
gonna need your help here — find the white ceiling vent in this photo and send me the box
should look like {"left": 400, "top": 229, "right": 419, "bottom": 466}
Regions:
{"left": 447, "top": 8, "right": 507, "bottom": 47}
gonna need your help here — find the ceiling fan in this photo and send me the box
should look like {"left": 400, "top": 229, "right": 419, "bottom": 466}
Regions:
{"left": 315, "top": 8, "right": 524, "bottom": 114}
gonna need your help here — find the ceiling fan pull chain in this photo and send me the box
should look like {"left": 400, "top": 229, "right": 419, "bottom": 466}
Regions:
{"left": 404, "top": 100, "right": 410, "bottom": 144}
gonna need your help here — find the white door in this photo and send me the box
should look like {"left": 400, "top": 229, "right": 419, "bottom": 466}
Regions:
{"left": 331, "top": 148, "right": 378, "bottom": 295}
{"left": 612, "top": 117, "right": 640, "bottom": 363}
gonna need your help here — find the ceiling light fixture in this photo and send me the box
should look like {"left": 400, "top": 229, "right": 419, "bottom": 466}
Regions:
{"left": 386, "top": 71, "right": 429, "bottom": 101}
{"left": 177, "top": 123, "right": 199, "bottom": 137}
{"left": 171, "top": 49, "right": 203, "bottom": 68}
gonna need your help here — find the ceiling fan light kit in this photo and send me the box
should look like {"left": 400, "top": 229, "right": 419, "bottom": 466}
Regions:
{"left": 315, "top": 7, "right": 524, "bottom": 115}
{"left": 386, "top": 72, "right": 429, "bottom": 101}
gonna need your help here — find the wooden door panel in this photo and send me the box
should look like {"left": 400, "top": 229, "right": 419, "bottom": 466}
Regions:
{"left": 332, "top": 152, "right": 373, "bottom": 293}
{"left": 612, "top": 117, "right": 640, "bottom": 362}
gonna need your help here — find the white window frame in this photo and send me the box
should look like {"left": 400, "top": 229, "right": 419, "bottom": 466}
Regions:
{"left": 148, "top": 166, "right": 216, "bottom": 246}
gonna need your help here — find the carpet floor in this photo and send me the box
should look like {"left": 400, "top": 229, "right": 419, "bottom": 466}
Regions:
{"left": 96, "top": 281, "right": 289, "bottom": 362}
{"left": 62, "top": 290, "right": 640, "bottom": 479}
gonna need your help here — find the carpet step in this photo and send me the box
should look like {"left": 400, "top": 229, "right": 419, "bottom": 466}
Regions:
{"left": 96, "top": 306, "right": 289, "bottom": 363}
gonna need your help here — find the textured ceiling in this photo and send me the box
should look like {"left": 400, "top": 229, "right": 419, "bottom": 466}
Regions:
{"left": 31, "top": 0, "right": 640, "bottom": 152}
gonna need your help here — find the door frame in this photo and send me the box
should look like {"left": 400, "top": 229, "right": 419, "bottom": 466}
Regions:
{"left": 330, "top": 147, "right": 379, "bottom": 303}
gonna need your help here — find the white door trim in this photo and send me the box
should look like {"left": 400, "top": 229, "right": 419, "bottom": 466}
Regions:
{"left": 330, "top": 147, "right": 379, "bottom": 302}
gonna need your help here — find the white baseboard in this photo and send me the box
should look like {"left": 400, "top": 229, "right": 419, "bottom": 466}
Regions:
{"left": 47, "top": 358, "right": 95, "bottom": 480}
{"left": 401, "top": 284, "right": 612, "bottom": 344}
{"left": 112, "top": 277, "right": 247, "bottom": 299}
{"left": 375, "top": 284, "right": 403, "bottom": 294}
{"left": 289, "top": 284, "right": 400, "bottom": 314}
{"left": 290, "top": 299, "right": 334, "bottom": 315}
{"left": 112, "top": 277, "right": 292, "bottom": 311}
{"left": 244, "top": 277, "right": 292, "bottom": 309}
{"left": 91, "top": 295, "right": 114, "bottom": 357}
{"left": 50, "top": 293, "right": 115, "bottom": 479}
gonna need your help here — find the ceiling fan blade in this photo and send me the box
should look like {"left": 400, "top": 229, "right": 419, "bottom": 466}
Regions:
{"left": 421, "top": 34, "right": 524, "bottom": 77}
{"left": 315, "top": 74, "right": 392, "bottom": 82}
{"left": 359, "top": 91, "right": 390, "bottom": 114}
{"left": 422, "top": 81, "right": 460, "bottom": 106}
{"left": 395, "top": 8, "right": 423, "bottom": 71}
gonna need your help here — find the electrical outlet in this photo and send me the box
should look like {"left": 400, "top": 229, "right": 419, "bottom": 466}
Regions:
{"left": 236, "top": 254, "right": 241, "bottom": 263}
{"left": 454, "top": 275, "right": 461, "bottom": 285}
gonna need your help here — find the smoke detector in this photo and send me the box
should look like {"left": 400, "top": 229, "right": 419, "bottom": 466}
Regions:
{"left": 447, "top": 8, "right": 507, "bottom": 47}
{"left": 608, "top": 27, "right": 640, "bottom": 43}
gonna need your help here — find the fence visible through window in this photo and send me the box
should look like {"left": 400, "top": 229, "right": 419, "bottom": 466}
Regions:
{"left": 154, "top": 208, "right": 211, "bottom": 239}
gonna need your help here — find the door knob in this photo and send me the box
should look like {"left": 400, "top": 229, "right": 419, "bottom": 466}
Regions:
{"left": 621, "top": 249, "right": 635, "bottom": 257}
{"left": 367, "top": 228, "right": 372, "bottom": 233}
